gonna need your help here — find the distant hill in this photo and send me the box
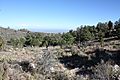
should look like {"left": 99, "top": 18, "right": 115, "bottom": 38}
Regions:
{"left": 0, "top": 27, "right": 28, "bottom": 41}
{"left": 29, "top": 28, "right": 68, "bottom": 33}
{"left": 0, "top": 27, "right": 57, "bottom": 42}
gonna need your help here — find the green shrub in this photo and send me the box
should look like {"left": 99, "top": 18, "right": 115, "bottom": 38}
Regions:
{"left": 19, "top": 37, "right": 26, "bottom": 47}
{"left": 10, "top": 38, "right": 19, "bottom": 48}
{"left": 98, "top": 30, "right": 104, "bottom": 47}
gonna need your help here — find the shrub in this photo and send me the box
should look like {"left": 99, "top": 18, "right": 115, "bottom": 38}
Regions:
{"left": 0, "top": 36, "right": 4, "bottom": 50}
{"left": 10, "top": 37, "right": 26, "bottom": 48}
{"left": 19, "top": 37, "right": 26, "bottom": 47}
{"left": 0, "top": 61, "right": 9, "bottom": 80}
{"left": 10, "top": 38, "right": 20, "bottom": 48}
{"left": 91, "top": 62, "right": 120, "bottom": 80}
{"left": 98, "top": 30, "right": 104, "bottom": 47}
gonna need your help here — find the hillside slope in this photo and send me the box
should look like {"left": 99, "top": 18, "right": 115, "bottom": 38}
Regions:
{"left": 0, "top": 27, "right": 28, "bottom": 41}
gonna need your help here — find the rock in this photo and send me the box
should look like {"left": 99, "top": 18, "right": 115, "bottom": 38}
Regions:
{"left": 80, "top": 75, "right": 89, "bottom": 80}
{"left": 50, "top": 67, "right": 55, "bottom": 72}
{"left": 78, "top": 51, "right": 88, "bottom": 57}
{"left": 113, "top": 64, "right": 120, "bottom": 73}
{"left": 29, "top": 63, "right": 35, "bottom": 69}
{"left": 13, "top": 64, "right": 23, "bottom": 72}
{"left": 118, "top": 75, "right": 120, "bottom": 80}
{"left": 64, "top": 68, "right": 80, "bottom": 78}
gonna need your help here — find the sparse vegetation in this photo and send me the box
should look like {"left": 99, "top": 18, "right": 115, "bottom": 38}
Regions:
{"left": 0, "top": 18, "right": 120, "bottom": 80}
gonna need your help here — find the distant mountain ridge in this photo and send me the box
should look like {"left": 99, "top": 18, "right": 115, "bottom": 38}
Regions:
{"left": 29, "top": 28, "right": 68, "bottom": 33}
{"left": 0, "top": 27, "right": 59, "bottom": 41}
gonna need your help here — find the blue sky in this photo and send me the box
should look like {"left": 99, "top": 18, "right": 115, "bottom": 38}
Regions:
{"left": 0, "top": 0, "right": 120, "bottom": 32}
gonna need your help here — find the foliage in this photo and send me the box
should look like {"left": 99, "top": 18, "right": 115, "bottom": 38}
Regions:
{"left": 42, "top": 36, "right": 49, "bottom": 47}
{"left": 98, "top": 30, "right": 104, "bottom": 47}
{"left": 30, "top": 38, "right": 40, "bottom": 46}
{"left": 108, "top": 21, "right": 113, "bottom": 30}
{"left": 116, "top": 27, "right": 120, "bottom": 38}
{"left": 19, "top": 37, "right": 26, "bottom": 47}
{"left": 62, "top": 32, "right": 75, "bottom": 45}
{"left": 0, "top": 36, "right": 4, "bottom": 50}
{"left": 6, "top": 18, "right": 120, "bottom": 47}
{"left": 92, "top": 62, "right": 113, "bottom": 80}
{"left": 80, "top": 26, "right": 94, "bottom": 41}
{"left": 75, "top": 25, "right": 95, "bottom": 44}
{"left": 10, "top": 37, "right": 25, "bottom": 48}
{"left": 96, "top": 22, "right": 108, "bottom": 33}
{"left": 10, "top": 38, "right": 19, "bottom": 48}
{"left": 24, "top": 33, "right": 43, "bottom": 47}
{"left": 114, "top": 19, "right": 120, "bottom": 39}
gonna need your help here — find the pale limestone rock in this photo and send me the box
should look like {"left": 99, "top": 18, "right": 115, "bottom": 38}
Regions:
{"left": 29, "top": 63, "right": 35, "bottom": 69}
{"left": 113, "top": 64, "right": 120, "bottom": 73}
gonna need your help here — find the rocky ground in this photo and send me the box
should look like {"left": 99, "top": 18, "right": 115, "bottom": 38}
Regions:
{"left": 0, "top": 38, "right": 120, "bottom": 80}
{"left": 0, "top": 46, "right": 79, "bottom": 80}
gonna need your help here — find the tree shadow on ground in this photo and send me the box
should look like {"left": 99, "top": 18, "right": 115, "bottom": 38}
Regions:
{"left": 58, "top": 49, "right": 120, "bottom": 75}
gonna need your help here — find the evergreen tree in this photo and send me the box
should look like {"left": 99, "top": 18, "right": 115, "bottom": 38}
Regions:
{"left": 98, "top": 30, "right": 104, "bottom": 47}
{"left": 80, "top": 26, "right": 94, "bottom": 41}
{"left": 62, "top": 32, "right": 75, "bottom": 45}
{"left": 108, "top": 21, "right": 113, "bottom": 30}
{"left": 114, "top": 19, "right": 120, "bottom": 38}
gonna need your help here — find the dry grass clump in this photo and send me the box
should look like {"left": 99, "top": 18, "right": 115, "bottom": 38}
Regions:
{"left": 0, "top": 61, "right": 9, "bottom": 80}
{"left": 91, "top": 62, "right": 120, "bottom": 80}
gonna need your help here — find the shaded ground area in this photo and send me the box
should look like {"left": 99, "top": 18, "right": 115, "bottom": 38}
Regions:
{"left": 59, "top": 55, "right": 88, "bottom": 69}
{"left": 58, "top": 49, "right": 120, "bottom": 75}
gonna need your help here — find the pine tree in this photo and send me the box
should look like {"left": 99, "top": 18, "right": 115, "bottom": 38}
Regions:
{"left": 98, "top": 30, "right": 104, "bottom": 47}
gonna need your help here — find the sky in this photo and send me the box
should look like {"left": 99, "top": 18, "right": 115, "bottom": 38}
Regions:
{"left": 0, "top": 0, "right": 120, "bottom": 32}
